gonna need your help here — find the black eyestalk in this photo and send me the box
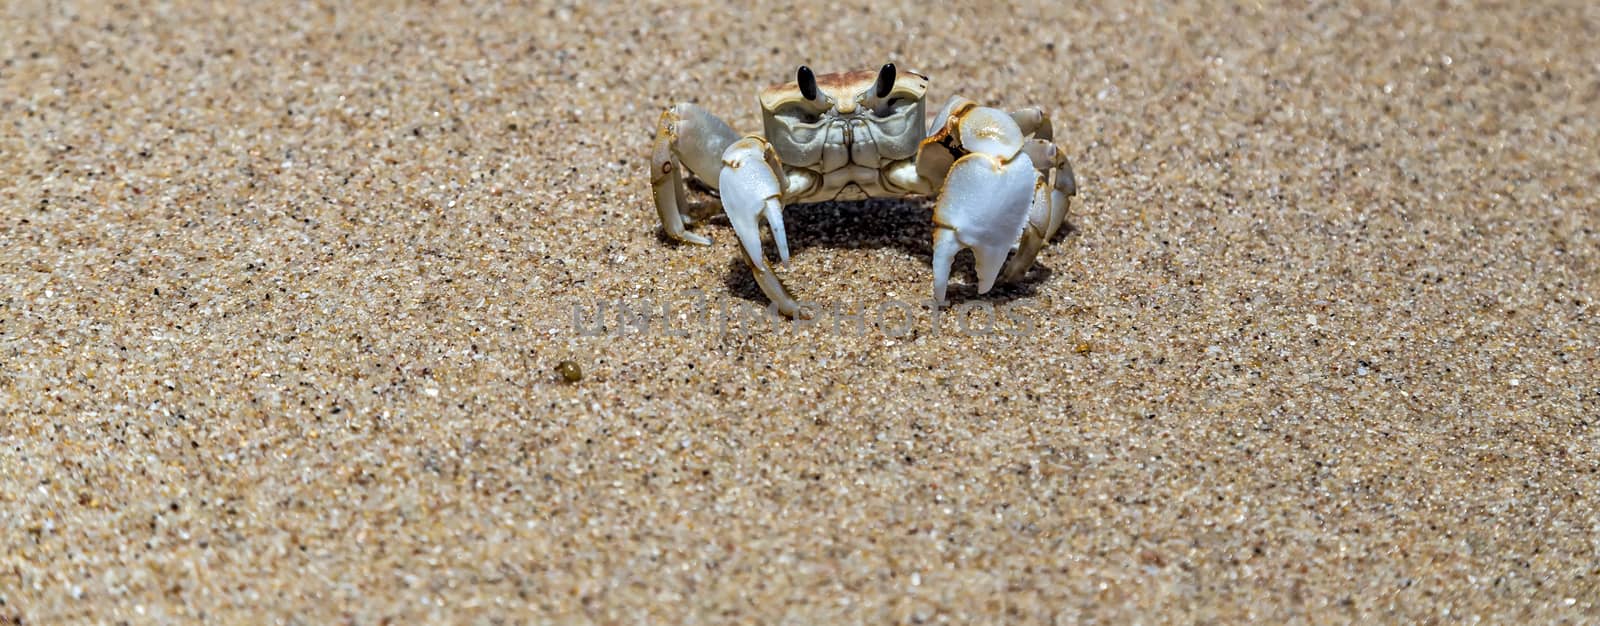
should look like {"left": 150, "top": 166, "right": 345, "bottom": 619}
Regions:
{"left": 874, "top": 63, "right": 896, "bottom": 98}
{"left": 797, "top": 66, "right": 818, "bottom": 101}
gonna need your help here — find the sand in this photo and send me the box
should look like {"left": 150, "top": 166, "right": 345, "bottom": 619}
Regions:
{"left": 2, "top": 0, "right": 1597, "bottom": 622}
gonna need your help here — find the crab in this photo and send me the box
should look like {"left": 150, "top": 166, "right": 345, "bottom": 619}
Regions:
{"left": 650, "top": 63, "right": 1076, "bottom": 317}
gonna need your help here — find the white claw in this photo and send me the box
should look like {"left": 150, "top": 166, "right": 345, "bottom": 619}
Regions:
{"left": 927, "top": 106, "right": 1038, "bottom": 303}
{"left": 720, "top": 138, "right": 785, "bottom": 265}
{"left": 719, "top": 136, "right": 800, "bottom": 315}
{"left": 931, "top": 149, "right": 1035, "bottom": 303}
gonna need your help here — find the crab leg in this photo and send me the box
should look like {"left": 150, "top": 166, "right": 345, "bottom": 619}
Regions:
{"left": 928, "top": 107, "right": 1037, "bottom": 304}
{"left": 719, "top": 136, "right": 800, "bottom": 316}
{"left": 1014, "top": 106, "right": 1076, "bottom": 242}
{"left": 650, "top": 103, "right": 741, "bottom": 245}
{"left": 985, "top": 104, "right": 1076, "bottom": 282}
{"left": 1000, "top": 138, "right": 1076, "bottom": 282}
{"left": 1009, "top": 106, "right": 1053, "bottom": 141}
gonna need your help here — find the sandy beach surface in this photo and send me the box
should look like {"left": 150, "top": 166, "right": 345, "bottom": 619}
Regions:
{"left": 3, "top": 1, "right": 1597, "bottom": 622}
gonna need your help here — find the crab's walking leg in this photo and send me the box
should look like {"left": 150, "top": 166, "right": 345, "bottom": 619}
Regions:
{"left": 997, "top": 108, "right": 1078, "bottom": 282}
{"left": 719, "top": 136, "right": 800, "bottom": 317}
{"left": 928, "top": 107, "right": 1037, "bottom": 304}
{"left": 1000, "top": 138, "right": 1077, "bottom": 282}
{"left": 1009, "top": 106, "right": 1053, "bottom": 141}
{"left": 651, "top": 104, "right": 741, "bottom": 245}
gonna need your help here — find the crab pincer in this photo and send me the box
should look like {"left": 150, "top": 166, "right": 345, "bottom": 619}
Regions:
{"left": 719, "top": 136, "right": 800, "bottom": 316}
{"left": 928, "top": 106, "right": 1036, "bottom": 304}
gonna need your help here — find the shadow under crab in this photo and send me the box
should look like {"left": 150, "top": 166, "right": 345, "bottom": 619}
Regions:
{"left": 710, "top": 197, "right": 1073, "bottom": 312}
